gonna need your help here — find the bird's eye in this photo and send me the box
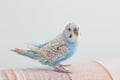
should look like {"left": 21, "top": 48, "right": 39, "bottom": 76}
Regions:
{"left": 68, "top": 28, "right": 71, "bottom": 31}
{"left": 57, "top": 47, "right": 59, "bottom": 50}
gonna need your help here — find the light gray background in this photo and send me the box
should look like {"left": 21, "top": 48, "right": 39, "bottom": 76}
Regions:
{"left": 0, "top": 0, "right": 120, "bottom": 69}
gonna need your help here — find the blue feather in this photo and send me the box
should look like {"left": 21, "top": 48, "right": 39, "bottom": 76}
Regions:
{"left": 24, "top": 41, "right": 78, "bottom": 67}
{"left": 41, "top": 42, "right": 78, "bottom": 67}
{"left": 37, "top": 42, "right": 49, "bottom": 48}
{"left": 51, "top": 42, "right": 78, "bottom": 66}
{"left": 24, "top": 51, "right": 40, "bottom": 59}
{"left": 24, "top": 42, "right": 49, "bottom": 59}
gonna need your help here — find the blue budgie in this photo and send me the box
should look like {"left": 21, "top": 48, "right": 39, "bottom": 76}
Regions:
{"left": 12, "top": 23, "right": 80, "bottom": 72}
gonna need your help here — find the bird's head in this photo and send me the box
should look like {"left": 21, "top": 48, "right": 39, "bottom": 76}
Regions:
{"left": 63, "top": 23, "right": 80, "bottom": 43}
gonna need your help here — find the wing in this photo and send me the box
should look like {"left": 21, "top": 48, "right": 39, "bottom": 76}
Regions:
{"left": 37, "top": 42, "right": 49, "bottom": 48}
{"left": 25, "top": 42, "right": 48, "bottom": 51}
{"left": 38, "top": 40, "right": 69, "bottom": 63}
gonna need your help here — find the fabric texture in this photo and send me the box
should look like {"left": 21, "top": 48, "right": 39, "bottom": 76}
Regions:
{"left": 1, "top": 60, "right": 120, "bottom": 80}
{"left": 0, "top": 68, "right": 71, "bottom": 80}
{"left": 97, "top": 59, "right": 120, "bottom": 80}
{"left": 65, "top": 61, "right": 112, "bottom": 80}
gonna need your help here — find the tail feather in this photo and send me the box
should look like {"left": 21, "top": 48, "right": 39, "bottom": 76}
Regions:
{"left": 11, "top": 48, "right": 40, "bottom": 60}
{"left": 11, "top": 48, "right": 27, "bottom": 55}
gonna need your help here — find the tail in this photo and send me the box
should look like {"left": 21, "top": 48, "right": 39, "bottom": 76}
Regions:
{"left": 11, "top": 48, "right": 40, "bottom": 60}
{"left": 11, "top": 48, "right": 27, "bottom": 55}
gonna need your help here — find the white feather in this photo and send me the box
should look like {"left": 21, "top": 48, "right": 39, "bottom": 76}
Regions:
{"left": 25, "top": 42, "right": 39, "bottom": 51}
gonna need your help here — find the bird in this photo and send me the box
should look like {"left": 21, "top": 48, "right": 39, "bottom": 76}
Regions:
{"left": 12, "top": 23, "right": 80, "bottom": 73}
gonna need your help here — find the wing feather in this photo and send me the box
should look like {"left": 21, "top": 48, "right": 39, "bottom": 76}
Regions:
{"left": 25, "top": 42, "right": 48, "bottom": 51}
{"left": 38, "top": 39, "right": 69, "bottom": 63}
{"left": 25, "top": 42, "right": 39, "bottom": 51}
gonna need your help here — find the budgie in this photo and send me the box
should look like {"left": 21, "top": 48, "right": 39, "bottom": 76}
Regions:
{"left": 12, "top": 23, "right": 80, "bottom": 73}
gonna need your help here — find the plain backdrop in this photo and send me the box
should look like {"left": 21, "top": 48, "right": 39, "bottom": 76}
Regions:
{"left": 0, "top": 0, "right": 120, "bottom": 69}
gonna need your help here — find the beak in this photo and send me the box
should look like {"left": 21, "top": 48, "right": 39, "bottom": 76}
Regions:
{"left": 74, "top": 32, "right": 79, "bottom": 36}
{"left": 74, "top": 28, "right": 79, "bottom": 36}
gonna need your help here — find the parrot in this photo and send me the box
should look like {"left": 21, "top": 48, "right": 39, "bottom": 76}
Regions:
{"left": 12, "top": 23, "right": 80, "bottom": 73}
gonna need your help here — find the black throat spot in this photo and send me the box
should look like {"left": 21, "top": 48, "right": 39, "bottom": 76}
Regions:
{"left": 69, "top": 34, "right": 72, "bottom": 38}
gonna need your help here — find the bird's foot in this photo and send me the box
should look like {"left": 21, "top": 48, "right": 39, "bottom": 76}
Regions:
{"left": 54, "top": 64, "right": 71, "bottom": 73}
{"left": 57, "top": 64, "right": 71, "bottom": 67}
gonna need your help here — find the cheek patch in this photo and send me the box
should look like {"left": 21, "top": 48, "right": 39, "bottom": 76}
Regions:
{"left": 69, "top": 34, "right": 72, "bottom": 38}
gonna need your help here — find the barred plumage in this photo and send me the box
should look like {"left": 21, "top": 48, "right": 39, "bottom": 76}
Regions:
{"left": 36, "top": 34, "right": 69, "bottom": 63}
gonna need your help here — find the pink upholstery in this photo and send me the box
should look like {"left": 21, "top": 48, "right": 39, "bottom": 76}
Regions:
{"left": 0, "top": 68, "right": 70, "bottom": 80}
{"left": 65, "top": 61, "right": 112, "bottom": 80}
{"left": 1, "top": 60, "right": 119, "bottom": 80}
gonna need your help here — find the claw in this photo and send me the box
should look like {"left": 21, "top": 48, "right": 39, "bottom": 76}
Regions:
{"left": 58, "top": 64, "right": 71, "bottom": 67}
{"left": 53, "top": 64, "right": 72, "bottom": 73}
